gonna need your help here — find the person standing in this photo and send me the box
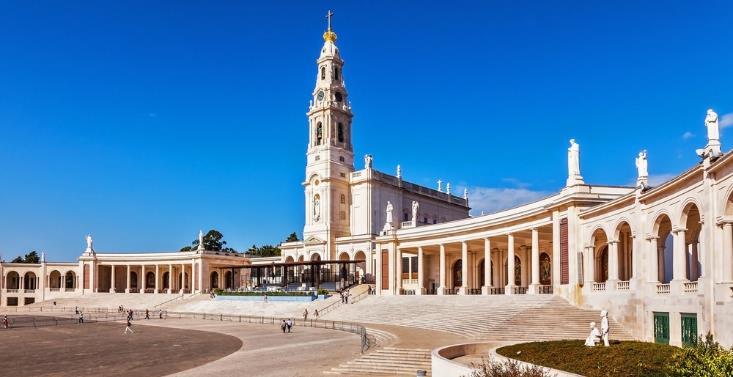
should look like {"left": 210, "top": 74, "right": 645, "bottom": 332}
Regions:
{"left": 3, "top": 315, "right": 9, "bottom": 329}
{"left": 78, "top": 312, "right": 84, "bottom": 324}
{"left": 123, "top": 319, "right": 134, "bottom": 335}
{"left": 314, "top": 309, "right": 319, "bottom": 320}
{"left": 264, "top": 294, "right": 268, "bottom": 303}
{"left": 281, "top": 319, "right": 287, "bottom": 333}
{"left": 286, "top": 318, "right": 293, "bottom": 333}
{"left": 303, "top": 308, "right": 308, "bottom": 321}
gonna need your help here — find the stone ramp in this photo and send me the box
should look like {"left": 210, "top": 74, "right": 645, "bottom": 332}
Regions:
{"left": 325, "top": 347, "right": 431, "bottom": 376}
{"left": 323, "top": 295, "right": 634, "bottom": 342}
{"left": 30, "top": 293, "right": 189, "bottom": 311}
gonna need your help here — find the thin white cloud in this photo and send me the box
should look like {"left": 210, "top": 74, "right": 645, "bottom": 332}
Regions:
{"left": 720, "top": 112, "right": 733, "bottom": 129}
{"left": 465, "top": 186, "right": 549, "bottom": 216}
{"left": 647, "top": 173, "right": 677, "bottom": 187}
{"left": 682, "top": 131, "right": 695, "bottom": 140}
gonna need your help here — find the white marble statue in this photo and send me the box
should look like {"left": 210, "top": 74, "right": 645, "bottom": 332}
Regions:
{"left": 411, "top": 200, "right": 419, "bottom": 226}
{"left": 396, "top": 164, "right": 402, "bottom": 178}
{"left": 463, "top": 188, "right": 468, "bottom": 200}
{"left": 383, "top": 201, "right": 395, "bottom": 231}
{"left": 566, "top": 139, "right": 584, "bottom": 186}
{"left": 600, "top": 310, "right": 610, "bottom": 347}
{"left": 635, "top": 150, "right": 648, "bottom": 187}
{"left": 585, "top": 321, "right": 601, "bottom": 346}
{"left": 706, "top": 108, "right": 719, "bottom": 142}
{"left": 197, "top": 230, "right": 204, "bottom": 251}
{"left": 446, "top": 183, "right": 451, "bottom": 195}
{"left": 313, "top": 195, "right": 321, "bottom": 222}
{"left": 85, "top": 234, "right": 94, "bottom": 251}
{"left": 437, "top": 179, "right": 442, "bottom": 192}
{"left": 364, "top": 154, "right": 373, "bottom": 169}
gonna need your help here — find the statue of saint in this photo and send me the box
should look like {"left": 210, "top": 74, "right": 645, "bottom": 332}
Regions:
{"left": 600, "top": 310, "right": 610, "bottom": 347}
{"left": 411, "top": 201, "right": 419, "bottom": 223}
{"left": 568, "top": 139, "right": 580, "bottom": 177}
{"left": 446, "top": 183, "right": 451, "bottom": 195}
{"left": 396, "top": 164, "right": 401, "bottom": 178}
{"left": 198, "top": 230, "right": 204, "bottom": 251}
{"left": 364, "top": 154, "right": 373, "bottom": 169}
{"left": 85, "top": 234, "right": 93, "bottom": 250}
{"left": 313, "top": 195, "right": 321, "bottom": 222}
{"left": 706, "top": 108, "right": 719, "bottom": 141}
{"left": 385, "top": 201, "right": 394, "bottom": 225}
{"left": 635, "top": 150, "right": 648, "bottom": 185}
{"left": 585, "top": 321, "right": 601, "bottom": 346}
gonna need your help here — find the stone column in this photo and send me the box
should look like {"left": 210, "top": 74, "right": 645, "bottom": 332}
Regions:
{"left": 648, "top": 237, "right": 659, "bottom": 282}
{"left": 506, "top": 234, "right": 515, "bottom": 294}
{"left": 198, "top": 261, "right": 203, "bottom": 293}
{"left": 395, "top": 247, "right": 402, "bottom": 295}
{"left": 482, "top": 238, "right": 492, "bottom": 295}
{"left": 608, "top": 241, "right": 619, "bottom": 291}
{"left": 438, "top": 244, "right": 446, "bottom": 295}
{"left": 110, "top": 265, "right": 116, "bottom": 293}
{"left": 417, "top": 247, "right": 424, "bottom": 295}
{"left": 723, "top": 223, "right": 733, "bottom": 282}
{"left": 672, "top": 230, "right": 687, "bottom": 283}
{"left": 375, "top": 243, "right": 382, "bottom": 294}
{"left": 168, "top": 264, "right": 173, "bottom": 294}
{"left": 125, "top": 265, "right": 131, "bottom": 293}
{"left": 584, "top": 246, "right": 595, "bottom": 286}
{"left": 90, "top": 261, "right": 96, "bottom": 293}
{"left": 191, "top": 260, "right": 196, "bottom": 293}
{"left": 141, "top": 265, "right": 146, "bottom": 294}
{"left": 551, "top": 211, "right": 561, "bottom": 288}
{"left": 180, "top": 263, "right": 185, "bottom": 293}
{"left": 155, "top": 265, "right": 159, "bottom": 294}
{"left": 530, "top": 228, "right": 540, "bottom": 293}
{"left": 459, "top": 241, "right": 469, "bottom": 295}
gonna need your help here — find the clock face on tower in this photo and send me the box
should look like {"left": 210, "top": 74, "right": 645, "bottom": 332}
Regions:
{"left": 317, "top": 90, "right": 325, "bottom": 103}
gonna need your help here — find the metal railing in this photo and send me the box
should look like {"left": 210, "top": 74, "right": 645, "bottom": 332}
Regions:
{"left": 538, "top": 285, "right": 553, "bottom": 294}
{"left": 443, "top": 288, "right": 458, "bottom": 295}
{"left": 489, "top": 287, "right": 505, "bottom": 295}
{"left": 511, "top": 286, "right": 528, "bottom": 295}
{"left": 466, "top": 288, "right": 482, "bottom": 295}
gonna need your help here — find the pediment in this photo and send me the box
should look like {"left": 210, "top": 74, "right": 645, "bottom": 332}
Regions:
{"left": 304, "top": 236, "right": 326, "bottom": 246}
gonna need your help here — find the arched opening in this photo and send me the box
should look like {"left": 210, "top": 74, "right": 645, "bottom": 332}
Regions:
{"left": 65, "top": 271, "right": 76, "bottom": 289}
{"left": 49, "top": 270, "right": 62, "bottom": 289}
{"left": 6, "top": 271, "right": 20, "bottom": 290}
{"left": 24, "top": 272, "right": 37, "bottom": 290}
{"left": 297, "top": 255, "right": 304, "bottom": 262}
{"left": 320, "top": 66, "right": 325, "bottom": 80}
{"left": 310, "top": 253, "right": 321, "bottom": 262}
{"left": 503, "top": 256, "right": 522, "bottom": 286}
{"left": 146, "top": 272, "right": 155, "bottom": 289}
{"left": 285, "top": 256, "right": 295, "bottom": 263}
{"left": 682, "top": 204, "right": 702, "bottom": 281}
{"left": 210, "top": 271, "right": 219, "bottom": 290}
{"left": 615, "top": 222, "right": 634, "bottom": 281}
{"left": 224, "top": 271, "right": 233, "bottom": 289}
{"left": 540, "top": 252, "right": 552, "bottom": 285}
{"left": 179, "top": 272, "right": 188, "bottom": 290}
{"left": 127, "top": 271, "right": 137, "bottom": 290}
{"left": 354, "top": 250, "right": 367, "bottom": 281}
{"left": 452, "top": 260, "right": 462, "bottom": 287}
{"left": 591, "top": 228, "right": 609, "bottom": 283}
{"left": 162, "top": 272, "right": 170, "bottom": 290}
{"left": 316, "top": 123, "right": 323, "bottom": 145}
{"left": 334, "top": 66, "right": 339, "bottom": 81}
{"left": 655, "top": 214, "right": 674, "bottom": 284}
{"left": 478, "top": 258, "right": 485, "bottom": 287}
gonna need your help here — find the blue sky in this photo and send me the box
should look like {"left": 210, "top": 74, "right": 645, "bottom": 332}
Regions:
{"left": 1, "top": 1, "right": 732, "bottom": 261}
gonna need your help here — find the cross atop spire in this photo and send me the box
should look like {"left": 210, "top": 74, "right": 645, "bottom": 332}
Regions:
{"left": 326, "top": 10, "right": 334, "bottom": 31}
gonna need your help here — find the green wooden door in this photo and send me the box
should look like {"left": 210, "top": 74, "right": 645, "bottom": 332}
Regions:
{"left": 653, "top": 312, "right": 670, "bottom": 344}
{"left": 681, "top": 313, "right": 698, "bottom": 346}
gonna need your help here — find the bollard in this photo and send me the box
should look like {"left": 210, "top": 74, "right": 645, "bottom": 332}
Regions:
{"left": 416, "top": 370, "right": 427, "bottom": 377}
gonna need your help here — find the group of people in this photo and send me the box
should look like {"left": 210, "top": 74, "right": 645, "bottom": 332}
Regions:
{"left": 280, "top": 318, "right": 294, "bottom": 333}
{"left": 339, "top": 289, "right": 351, "bottom": 304}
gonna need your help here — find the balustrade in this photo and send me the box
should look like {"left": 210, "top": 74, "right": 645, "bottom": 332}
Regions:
{"left": 591, "top": 282, "right": 606, "bottom": 291}
{"left": 538, "top": 285, "right": 553, "bottom": 294}
{"left": 512, "top": 286, "right": 528, "bottom": 294}
{"left": 656, "top": 283, "right": 671, "bottom": 294}
{"left": 617, "top": 281, "right": 630, "bottom": 291}
{"left": 683, "top": 281, "right": 698, "bottom": 293}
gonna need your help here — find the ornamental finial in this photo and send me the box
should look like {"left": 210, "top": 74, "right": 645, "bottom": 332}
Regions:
{"left": 323, "top": 10, "right": 337, "bottom": 42}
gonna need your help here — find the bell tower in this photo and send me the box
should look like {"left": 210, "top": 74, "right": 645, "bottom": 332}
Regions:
{"left": 303, "top": 10, "right": 354, "bottom": 258}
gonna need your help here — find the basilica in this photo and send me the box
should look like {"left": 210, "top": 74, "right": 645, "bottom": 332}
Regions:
{"left": 1, "top": 17, "right": 732, "bottom": 349}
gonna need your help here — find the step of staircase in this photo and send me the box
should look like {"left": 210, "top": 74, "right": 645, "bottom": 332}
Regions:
{"left": 325, "top": 347, "right": 432, "bottom": 376}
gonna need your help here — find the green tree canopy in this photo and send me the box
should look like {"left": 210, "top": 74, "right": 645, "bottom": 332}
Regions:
{"left": 246, "top": 244, "right": 281, "bottom": 257}
{"left": 11, "top": 251, "right": 40, "bottom": 264}
{"left": 180, "top": 230, "right": 237, "bottom": 252}
{"left": 285, "top": 232, "right": 299, "bottom": 242}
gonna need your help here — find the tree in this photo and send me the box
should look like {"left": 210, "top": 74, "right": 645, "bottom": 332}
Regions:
{"left": 246, "top": 244, "right": 282, "bottom": 257}
{"left": 11, "top": 251, "right": 40, "bottom": 264}
{"left": 285, "top": 232, "right": 299, "bottom": 242}
{"left": 180, "top": 230, "right": 237, "bottom": 253}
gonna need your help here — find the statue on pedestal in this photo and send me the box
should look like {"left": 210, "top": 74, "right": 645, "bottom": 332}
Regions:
{"left": 585, "top": 321, "right": 601, "bottom": 346}
{"left": 704, "top": 108, "right": 722, "bottom": 157}
{"left": 197, "top": 230, "right": 204, "bottom": 252}
{"left": 446, "top": 183, "right": 451, "bottom": 195}
{"left": 437, "top": 179, "right": 442, "bottom": 192}
{"left": 364, "top": 154, "right": 373, "bottom": 169}
{"left": 635, "top": 150, "right": 648, "bottom": 188}
{"left": 566, "top": 139, "right": 584, "bottom": 186}
{"left": 396, "top": 164, "right": 401, "bottom": 179}
{"left": 383, "top": 201, "right": 394, "bottom": 231}
{"left": 85, "top": 234, "right": 94, "bottom": 254}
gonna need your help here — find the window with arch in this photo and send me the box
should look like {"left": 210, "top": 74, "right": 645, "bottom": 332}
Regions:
{"left": 321, "top": 66, "right": 326, "bottom": 80}
{"left": 334, "top": 92, "right": 343, "bottom": 102}
{"left": 340, "top": 194, "right": 346, "bottom": 204}
{"left": 337, "top": 123, "right": 344, "bottom": 142}
{"left": 316, "top": 122, "right": 323, "bottom": 145}
{"left": 339, "top": 211, "right": 346, "bottom": 220}
{"left": 334, "top": 66, "right": 339, "bottom": 81}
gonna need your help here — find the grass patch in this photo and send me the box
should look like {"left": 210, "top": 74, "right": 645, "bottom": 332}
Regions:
{"left": 497, "top": 340, "right": 678, "bottom": 377}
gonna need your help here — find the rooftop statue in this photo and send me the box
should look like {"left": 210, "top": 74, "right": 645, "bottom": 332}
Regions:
{"left": 706, "top": 108, "right": 719, "bottom": 142}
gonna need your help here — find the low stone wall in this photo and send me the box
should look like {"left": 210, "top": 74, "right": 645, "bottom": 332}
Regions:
{"left": 214, "top": 294, "right": 327, "bottom": 302}
{"left": 490, "top": 348, "right": 583, "bottom": 377}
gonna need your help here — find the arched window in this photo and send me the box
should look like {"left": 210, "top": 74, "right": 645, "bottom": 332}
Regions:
{"left": 321, "top": 66, "right": 325, "bottom": 80}
{"left": 334, "top": 92, "right": 343, "bottom": 102}
{"left": 340, "top": 194, "right": 346, "bottom": 204}
{"left": 337, "top": 123, "right": 344, "bottom": 143}
{"left": 334, "top": 66, "right": 339, "bottom": 81}
{"left": 316, "top": 122, "right": 323, "bottom": 145}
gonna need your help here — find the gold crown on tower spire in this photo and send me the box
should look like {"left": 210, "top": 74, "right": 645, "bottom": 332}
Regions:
{"left": 323, "top": 9, "right": 337, "bottom": 42}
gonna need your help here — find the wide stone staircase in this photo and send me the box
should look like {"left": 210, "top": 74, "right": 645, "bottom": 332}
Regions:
{"left": 325, "top": 347, "right": 431, "bottom": 376}
{"left": 323, "top": 295, "right": 634, "bottom": 341}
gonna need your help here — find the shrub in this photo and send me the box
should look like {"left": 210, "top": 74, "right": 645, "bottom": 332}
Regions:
{"left": 667, "top": 333, "right": 733, "bottom": 377}
{"left": 469, "top": 356, "right": 551, "bottom": 377}
{"left": 317, "top": 288, "right": 329, "bottom": 296}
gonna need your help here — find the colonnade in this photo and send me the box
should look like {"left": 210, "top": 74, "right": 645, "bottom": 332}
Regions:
{"left": 95, "top": 260, "right": 203, "bottom": 294}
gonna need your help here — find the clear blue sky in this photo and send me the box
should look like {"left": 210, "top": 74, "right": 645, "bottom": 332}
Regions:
{"left": 1, "top": 1, "right": 732, "bottom": 261}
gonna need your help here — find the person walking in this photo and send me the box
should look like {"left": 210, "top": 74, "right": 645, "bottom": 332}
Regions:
{"left": 303, "top": 308, "right": 308, "bottom": 321}
{"left": 123, "top": 318, "right": 134, "bottom": 335}
{"left": 280, "top": 319, "right": 287, "bottom": 333}
{"left": 264, "top": 294, "right": 268, "bottom": 303}
{"left": 78, "top": 312, "right": 84, "bottom": 324}
{"left": 145, "top": 309, "right": 150, "bottom": 320}
{"left": 3, "top": 315, "right": 9, "bottom": 329}
{"left": 314, "top": 309, "right": 319, "bottom": 320}
{"left": 286, "top": 318, "right": 293, "bottom": 333}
